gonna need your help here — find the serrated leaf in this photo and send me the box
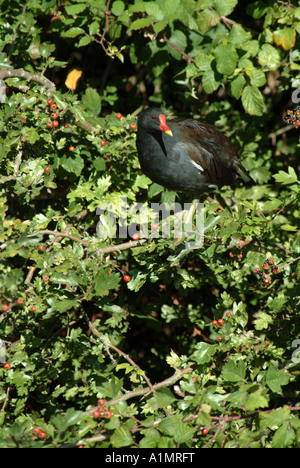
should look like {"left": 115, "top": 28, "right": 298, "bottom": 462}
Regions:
{"left": 158, "top": 415, "right": 195, "bottom": 444}
{"left": 259, "top": 406, "right": 290, "bottom": 429}
{"left": 221, "top": 360, "right": 246, "bottom": 382}
{"left": 266, "top": 365, "right": 290, "bottom": 393}
{"left": 272, "top": 423, "right": 295, "bottom": 448}
{"left": 65, "top": 4, "right": 87, "bottom": 15}
{"left": 82, "top": 88, "right": 101, "bottom": 116}
{"left": 242, "top": 85, "right": 264, "bottom": 115}
{"left": 273, "top": 167, "right": 298, "bottom": 184}
{"left": 63, "top": 27, "right": 85, "bottom": 38}
{"left": 273, "top": 28, "right": 296, "bottom": 51}
{"left": 111, "top": 0, "right": 125, "bottom": 16}
{"left": 60, "top": 154, "right": 84, "bottom": 176}
{"left": 254, "top": 312, "right": 273, "bottom": 330}
{"left": 244, "top": 392, "right": 269, "bottom": 411}
{"left": 192, "top": 342, "right": 215, "bottom": 364}
{"left": 110, "top": 425, "right": 134, "bottom": 447}
{"left": 215, "top": 44, "right": 238, "bottom": 75}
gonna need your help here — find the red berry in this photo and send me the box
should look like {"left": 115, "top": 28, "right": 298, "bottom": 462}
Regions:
{"left": 101, "top": 140, "right": 106, "bottom": 146}
{"left": 98, "top": 398, "right": 105, "bottom": 406}
{"left": 45, "top": 166, "right": 51, "bottom": 173}
{"left": 69, "top": 145, "right": 75, "bottom": 152}
{"left": 47, "top": 121, "right": 52, "bottom": 128}
{"left": 152, "top": 223, "right": 159, "bottom": 231}
{"left": 237, "top": 253, "right": 243, "bottom": 259}
{"left": 1, "top": 304, "right": 9, "bottom": 312}
{"left": 47, "top": 98, "right": 53, "bottom": 105}
{"left": 16, "top": 219, "right": 22, "bottom": 224}
{"left": 216, "top": 336, "right": 222, "bottom": 341}
{"left": 202, "top": 428, "right": 209, "bottom": 435}
{"left": 16, "top": 298, "right": 24, "bottom": 305}
{"left": 32, "top": 427, "right": 40, "bottom": 436}
{"left": 31, "top": 306, "right": 36, "bottom": 312}
{"left": 52, "top": 120, "right": 59, "bottom": 127}
{"left": 229, "top": 251, "right": 235, "bottom": 258}
{"left": 212, "top": 320, "right": 218, "bottom": 326}
{"left": 103, "top": 410, "right": 112, "bottom": 419}
{"left": 38, "top": 245, "right": 46, "bottom": 251}
{"left": 218, "top": 318, "right": 224, "bottom": 326}
{"left": 130, "top": 123, "right": 136, "bottom": 130}
{"left": 116, "top": 113, "right": 122, "bottom": 119}
{"left": 64, "top": 124, "right": 69, "bottom": 128}
{"left": 132, "top": 233, "right": 140, "bottom": 241}
{"left": 38, "top": 431, "right": 47, "bottom": 439}
{"left": 3, "top": 363, "right": 11, "bottom": 370}
{"left": 123, "top": 275, "right": 130, "bottom": 283}
{"left": 253, "top": 267, "right": 260, "bottom": 274}
{"left": 93, "top": 410, "right": 101, "bottom": 419}
{"left": 225, "top": 311, "right": 231, "bottom": 318}
{"left": 50, "top": 103, "right": 57, "bottom": 111}
{"left": 51, "top": 112, "right": 58, "bottom": 120}
{"left": 43, "top": 275, "right": 50, "bottom": 282}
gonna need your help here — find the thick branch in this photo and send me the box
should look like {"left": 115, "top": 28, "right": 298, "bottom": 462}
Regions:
{"left": 0, "top": 68, "right": 56, "bottom": 93}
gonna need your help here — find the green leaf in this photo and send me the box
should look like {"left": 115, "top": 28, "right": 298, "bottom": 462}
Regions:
{"left": 272, "top": 423, "right": 295, "bottom": 448}
{"left": 244, "top": 392, "right": 269, "bottom": 411}
{"left": 110, "top": 425, "right": 134, "bottom": 447}
{"left": 148, "top": 388, "right": 176, "bottom": 409}
{"left": 192, "top": 342, "right": 216, "bottom": 364}
{"left": 258, "top": 44, "right": 281, "bottom": 71}
{"left": 221, "top": 360, "right": 246, "bottom": 382}
{"left": 242, "top": 85, "right": 264, "bottom": 115}
{"left": 214, "top": 44, "right": 238, "bottom": 75}
{"left": 202, "top": 69, "right": 221, "bottom": 94}
{"left": 273, "top": 167, "right": 298, "bottom": 184}
{"left": 266, "top": 365, "right": 290, "bottom": 393}
{"left": 214, "top": 0, "right": 237, "bottom": 16}
{"left": 259, "top": 406, "right": 290, "bottom": 429}
{"left": 158, "top": 415, "right": 195, "bottom": 444}
{"left": 254, "top": 312, "right": 273, "bottom": 330}
{"left": 62, "top": 27, "right": 85, "bottom": 38}
{"left": 65, "top": 4, "right": 87, "bottom": 15}
{"left": 60, "top": 154, "right": 84, "bottom": 176}
{"left": 82, "top": 88, "right": 101, "bottom": 116}
{"left": 229, "top": 74, "right": 246, "bottom": 99}
{"left": 111, "top": 0, "right": 125, "bottom": 16}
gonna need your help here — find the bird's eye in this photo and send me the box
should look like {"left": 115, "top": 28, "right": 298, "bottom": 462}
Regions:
{"left": 151, "top": 116, "right": 156, "bottom": 120}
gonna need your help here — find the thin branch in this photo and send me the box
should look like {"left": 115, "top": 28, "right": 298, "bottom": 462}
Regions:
{"left": 87, "top": 319, "right": 156, "bottom": 394}
{"left": 26, "top": 229, "right": 147, "bottom": 254}
{"left": 86, "top": 366, "right": 193, "bottom": 413}
{"left": 162, "top": 35, "right": 194, "bottom": 63}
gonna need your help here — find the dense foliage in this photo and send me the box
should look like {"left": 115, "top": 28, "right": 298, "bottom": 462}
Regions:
{"left": 0, "top": 0, "right": 299, "bottom": 448}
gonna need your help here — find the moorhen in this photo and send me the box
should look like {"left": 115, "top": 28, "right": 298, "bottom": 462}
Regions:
{"left": 136, "top": 107, "right": 252, "bottom": 194}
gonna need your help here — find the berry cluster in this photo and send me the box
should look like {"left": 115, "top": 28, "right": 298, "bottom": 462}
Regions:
{"left": 283, "top": 106, "right": 300, "bottom": 128}
{"left": 212, "top": 311, "right": 231, "bottom": 341}
{"left": 253, "top": 258, "right": 279, "bottom": 285}
{"left": 93, "top": 399, "right": 112, "bottom": 420}
{"left": 32, "top": 427, "right": 47, "bottom": 439}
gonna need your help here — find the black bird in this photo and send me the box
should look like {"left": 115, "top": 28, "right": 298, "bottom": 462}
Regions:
{"left": 136, "top": 107, "right": 252, "bottom": 194}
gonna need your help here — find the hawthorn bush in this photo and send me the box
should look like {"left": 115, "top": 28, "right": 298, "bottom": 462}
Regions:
{"left": 0, "top": 0, "right": 299, "bottom": 448}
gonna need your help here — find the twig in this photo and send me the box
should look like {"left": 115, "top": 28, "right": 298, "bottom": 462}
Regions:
{"left": 87, "top": 319, "right": 156, "bottom": 394}
{"left": 162, "top": 35, "right": 194, "bottom": 63}
{"left": 25, "top": 229, "right": 147, "bottom": 254}
{"left": 26, "top": 229, "right": 90, "bottom": 247}
{"left": 86, "top": 366, "right": 193, "bottom": 412}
